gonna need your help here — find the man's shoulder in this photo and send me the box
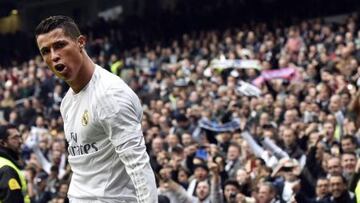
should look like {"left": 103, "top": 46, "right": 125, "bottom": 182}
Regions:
{"left": 94, "top": 65, "right": 131, "bottom": 95}
{"left": 96, "top": 65, "right": 125, "bottom": 84}
{"left": 0, "top": 164, "right": 20, "bottom": 183}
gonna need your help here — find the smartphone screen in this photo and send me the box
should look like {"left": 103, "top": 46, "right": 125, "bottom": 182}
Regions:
{"left": 195, "top": 148, "right": 208, "bottom": 160}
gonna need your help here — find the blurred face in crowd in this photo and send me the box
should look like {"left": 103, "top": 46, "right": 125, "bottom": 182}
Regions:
{"left": 329, "top": 176, "right": 346, "bottom": 198}
{"left": 52, "top": 141, "right": 64, "bottom": 153}
{"left": 259, "top": 112, "right": 270, "bottom": 127}
{"left": 224, "top": 184, "right": 239, "bottom": 202}
{"left": 285, "top": 94, "right": 298, "bottom": 109}
{"left": 52, "top": 150, "right": 62, "bottom": 165}
{"left": 282, "top": 128, "right": 296, "bottom": 147}
{"left": 181, "top": 133, "right": 193, "bottom": 146}
{"left": 236, "top": 169, "right": 250, "bottom": 185}
{"left": 264, "top": 94, "right": 274, "bottom": 107}
{"left": 341, "top": 138, "right": 356, "bottom": 153}
{"left": 177, "top": 169, "right": 189, "bottom": 184}
{"left": 37, "top": 28, "right": 85, "bottom": 83}
{"left": 194, "top": 167, "right": 208, "bottom": 181}
{"left": 159, "top": 116, "right": 170, "bottom": 130}
{"left": 263, "top": 130, "right": 274, "bottom": 139}
{"left": 240, "top": 141, "right": 253, "bottom": 159}
{"left": 329, "top": 95, "right": 341, "bottom": 113}
{"left": 341, "top": 153, "right": 357, "bottom": 174}
{"left": 273, "top": 107, "right": 283, "bottom": 120}
{"left": 227, "top": 145, "right": 241, "bottom": 161}
{"left": 327, "top": 157, "right": 342, "bottom": 176}
{"left": 284, "top": 110, "right": 296, "bottom": 125}
{"left": 323, "top": 122, "right": 335, "bottom": 141}
{"left": 39, "top": 135, "right": 49, "bottom": 151}
{"left": 343, "top": 119, "right": 356, "bottom": 135}
{"left": 166, "top": 134, "right": 179, "bottom": 148}
{"left": 151, "top": 112, "right": 161, "bottom": 125}
{"left": 257, "top": 184, "right": 275, "bottom": 203}
{"left": 58, "top": 183, "right": 69, "bottom": 198}
{"left": 318, "top": 84, "right": 330, "bottom": 100}
{"left": 2, "top": 128, "right": 22, "bottom": 154}
{"left": 151, "top": 137, "right": 164, "bottom": 154}
{"left": 156, "top": 151, "right": 169, "bottom": 166}
{"left": 196, "top": 181, "right": 210, "bottom": 201}
{"left": 309, "top": 132, "right": 320, "bottom": 147}
{"left": 36, "top": 116, "right": 45, "bottom": 128}
{"left": 315, "top": 179, "right": 329, "bottom": 199}
{"left": 341, "top": 92, "right": 351, "bottom": 107}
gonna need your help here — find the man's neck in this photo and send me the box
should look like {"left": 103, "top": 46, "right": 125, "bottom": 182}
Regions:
{"left": 69, "top": 55, "right": 95, "bottom": 93}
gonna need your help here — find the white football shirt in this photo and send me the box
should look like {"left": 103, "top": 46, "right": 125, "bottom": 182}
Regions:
{"left": 60, "top": 65, "right": 157, "bottom": 203}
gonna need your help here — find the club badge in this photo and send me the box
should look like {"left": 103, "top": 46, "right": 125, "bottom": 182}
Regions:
{"left": 82, "top": 110, "right": 90, "bottom": 126}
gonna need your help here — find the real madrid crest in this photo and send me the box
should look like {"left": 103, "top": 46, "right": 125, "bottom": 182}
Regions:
{"left": 82, "top": 110, "right": 90, "bottom": 126}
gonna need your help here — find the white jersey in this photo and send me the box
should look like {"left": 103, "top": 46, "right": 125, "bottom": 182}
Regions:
{"left": 60, "top": 65, "right": 157, "bottom": 203}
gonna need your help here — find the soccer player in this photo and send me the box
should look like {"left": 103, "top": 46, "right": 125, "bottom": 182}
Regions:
{"left": 35, "top": 16, "right": 158, "bottom": 203}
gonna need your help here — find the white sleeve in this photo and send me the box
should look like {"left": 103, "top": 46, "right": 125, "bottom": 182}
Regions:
{"left": 25, "top": 132, "right": 52, "bottom": 174}
{"left": 32, "top": 146, "right": 52, "bottom": 174}
{"left": 262, "top": 137, "right": 289, "bottom": 159}
{"left": 99, "top": 87, "right": 158, "bottom": 203}
{"left": 114, "top": 137, "right": 158, "bottom": 203}
{"left": 241, "top": 131, "right": 265, "bottom": 157}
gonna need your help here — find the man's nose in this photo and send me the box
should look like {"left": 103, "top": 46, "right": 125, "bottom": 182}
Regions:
{"left": 51, "top": 49, "right": 60, "bottom": 62}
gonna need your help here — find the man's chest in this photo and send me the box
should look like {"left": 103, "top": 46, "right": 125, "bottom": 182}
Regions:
{"left": 62, "top": 98, "right": 107, "bottom": 156}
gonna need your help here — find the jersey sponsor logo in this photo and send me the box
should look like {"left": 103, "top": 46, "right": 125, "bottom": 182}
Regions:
{"left": 68, "top": 132, "right": 99, "bottom": 156}
{"left": 8, "top": 178, "right": 21, "bottom": 190}
{"left": 82, "top": 110, "right": 90, "bottom": 126}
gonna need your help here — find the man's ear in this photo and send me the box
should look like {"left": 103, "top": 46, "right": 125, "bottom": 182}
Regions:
{"left": 77, "top": 35, "right": 86, "bottom": 50}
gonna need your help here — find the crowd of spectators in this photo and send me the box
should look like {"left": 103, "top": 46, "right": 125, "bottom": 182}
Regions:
{"left": 2, "top": 12, "right": 360, "bottom": 203}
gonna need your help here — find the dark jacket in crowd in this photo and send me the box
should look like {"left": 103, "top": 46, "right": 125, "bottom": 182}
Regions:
{"left": 0, "top": 146, "right": 25, "bottom": 203}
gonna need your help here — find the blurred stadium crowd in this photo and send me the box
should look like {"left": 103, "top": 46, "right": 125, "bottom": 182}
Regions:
{"left": 2, "top": 11, "right": 360, "bottom": 203}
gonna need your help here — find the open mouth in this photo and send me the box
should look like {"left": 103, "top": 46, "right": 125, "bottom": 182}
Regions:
{"left": 54, "top": 64, "right": 65, "bottom": 72}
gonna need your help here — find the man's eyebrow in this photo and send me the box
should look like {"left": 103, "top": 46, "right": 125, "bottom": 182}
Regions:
{"left": 39, "top": 39, "right": 66, "bottom": 52}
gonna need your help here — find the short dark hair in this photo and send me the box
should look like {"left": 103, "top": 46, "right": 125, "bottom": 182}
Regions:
{"left": 0, "top": 124, "right": 17, "bottom": 140}
{"left": 223, "top": 179, "right": 240, "bottom": 191}
{"left": 316, "top": 176, "right": 328, "bottom": 184}
{"left": 329, "top": 174, "right": 347, "bottom": 184}
{"left": 258, "top": 182, "right": 276, "bottom": 194}
{"left": 341, "top": 135, "right": 357, "bottom": 145}
{"left": 35, "top": 15, "right": 81, "bottom": 40}
{"left": 341, "top": 151, "right": 357, "bottom": 159}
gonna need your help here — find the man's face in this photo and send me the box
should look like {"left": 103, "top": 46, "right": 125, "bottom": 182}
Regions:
{"left": 341, "top": 139, "right": 355, "bottom": 153}
{"left": 236, "top": 169, "right": 249, "bottom": 185}
{"left": 181, "top": 133, "right": 192, "bottom": 146}
{"left": 329, "top": 96, "right": 341, "bottom": 112}
{"left": 341, "top": 154, "right": 357, "bottom": 174}
{"left": 327, "top": 158, "right": 342, "bottom": 176}
{"left": 59, "top": 184, "right": 69, "bottom": 198}
{"left": 224, "top": 184, "right": 238, "bottom": 202}
{"left": 36, "top": 28, "right": 84, "bottom": 82}
{"left": 282, "top": 129, "right": 295, "bottom": 147}
{"left": 4, "top": 128, "right": 22, "bottom": 154}
{"left": 196, "top": 181, "right": 210, "bottom": 201}
{"left": 194, "top": 167, "right": 208, "bottom": 181}
{"left": 257, "top": 185, "right": 274, "bottom": 203}
{"left": 151, "top": 138, "right": 163, "bottom": 153}
{"left": 315, "top": 179, "right": 329, "bottom": 199}
{"left": 324, "top": 123, "right": 334, "bottom": 139}
{"left": 227, "top": 145, "right": 240, "bottom": 161}
{"left": 329, "top": 176, "right": 346, "bottom": 198}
